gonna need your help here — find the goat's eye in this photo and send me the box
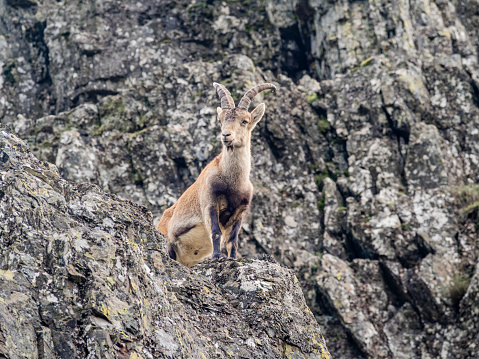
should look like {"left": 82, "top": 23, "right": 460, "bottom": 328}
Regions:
{"left": 242, "top": 120, "right": 248, "bottom": 125}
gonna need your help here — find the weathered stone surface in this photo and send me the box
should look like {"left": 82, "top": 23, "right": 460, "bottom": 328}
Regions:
{"left": 1, "top": 0, "right": 479, "bottom": 357}
{"left": 0, "top": 129, "right": 330, "bottom": 358}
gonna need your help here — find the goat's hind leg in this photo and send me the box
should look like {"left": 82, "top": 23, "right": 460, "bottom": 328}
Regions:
{"left": 167, "top": 242, "right": 177, "bottom": 260}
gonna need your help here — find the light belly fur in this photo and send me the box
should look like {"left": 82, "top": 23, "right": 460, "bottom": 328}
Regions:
{"left": 175, "top": 224, "right": 213, "bottom": 267}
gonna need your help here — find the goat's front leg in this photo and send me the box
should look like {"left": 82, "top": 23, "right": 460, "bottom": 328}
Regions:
{"left": 207, "top": 207, "right": 223, "bottom": 259}
{"left": 226, "top": 218, "right": 242, "bottom": 259}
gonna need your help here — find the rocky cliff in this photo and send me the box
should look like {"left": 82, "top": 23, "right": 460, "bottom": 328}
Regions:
{"left": 0, "top": 129, "right": 331, "bottom": 358}
{"left": 1, "top": 0, "right": 479, "bottom": 357}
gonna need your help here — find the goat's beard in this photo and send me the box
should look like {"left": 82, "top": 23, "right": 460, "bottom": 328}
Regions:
{"left": 226, "top": 145, "right": 234, "bottom": 153}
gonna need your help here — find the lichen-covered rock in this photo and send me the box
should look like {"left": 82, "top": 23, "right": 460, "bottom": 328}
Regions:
{"left": 2, "top": 0, "right": 479, "bottom": 357}
{"left": 0, "top": 129, "right": 330, "bottom": 358}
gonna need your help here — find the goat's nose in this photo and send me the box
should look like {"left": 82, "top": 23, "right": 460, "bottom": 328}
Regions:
{"left": 222, "top": 133, "right": 231, "bottom": 138}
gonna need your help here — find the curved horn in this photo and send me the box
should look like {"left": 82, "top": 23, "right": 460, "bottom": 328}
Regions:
{"left": 213, "top": 82, "right": 235, "bottom": 109}
{"left": 237, "top": 83, "right": 277, "bottom": 110}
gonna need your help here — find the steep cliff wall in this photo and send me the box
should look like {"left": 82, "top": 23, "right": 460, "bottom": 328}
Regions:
{"left": 1, "top": 0, "right": 479, "bottom": 357}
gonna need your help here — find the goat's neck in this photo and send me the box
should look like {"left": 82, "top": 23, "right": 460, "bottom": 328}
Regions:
{"left": 219, "top": 141, "right": 251, "bottom": 185}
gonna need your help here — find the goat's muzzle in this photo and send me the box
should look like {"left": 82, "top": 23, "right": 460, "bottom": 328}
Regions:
{"left": 222, "top": 133, "right": 234, "bottom": 147}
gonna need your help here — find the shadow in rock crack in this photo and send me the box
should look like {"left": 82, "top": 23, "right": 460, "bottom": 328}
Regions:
{"left": 314, "top": 286, "right": 367, "bottom": 359}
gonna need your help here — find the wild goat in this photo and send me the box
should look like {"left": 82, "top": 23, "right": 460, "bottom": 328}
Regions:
{"left": 157, "top": 82, "right": 276, "bottom": 267}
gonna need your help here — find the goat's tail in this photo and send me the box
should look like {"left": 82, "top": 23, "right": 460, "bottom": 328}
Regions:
{"left": 157, "top": 203, "right": 177, "bottom": 237}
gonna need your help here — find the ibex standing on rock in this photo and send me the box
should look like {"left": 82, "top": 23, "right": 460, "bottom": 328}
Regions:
{"left": 157, "top": 82, "right": 276, "bottom": 267}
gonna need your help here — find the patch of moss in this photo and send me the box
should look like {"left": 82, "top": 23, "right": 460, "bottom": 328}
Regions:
{"left": 306, "top": 93, "right": 318, "bottom": 103}
{"left": 262, "top": 89, "right": 275, "bottom": 97}
{"left": 129, "top": 127, "right": 150, "bottom": 139}
{"left": 190, "top": 1, "right": 207, "bottom": 9}
{"left": 455, "top": 184, "right": 479, "bottom": 225}
{"left": 314, "top": 168, "right": 330, "bottom": 190}
{"left": 314, "top": 174, "right": 324, "bottom": 188}
{"left": 463, "top": 201, "right": 479, "bottom": 215}
{"left": 308, "top": 163, "right": 319, "bottom": 171}
{"left": 325, "top": 161, "right": 342, "bottom": 180}
{"left": 102, "top": 96, "right": 126, "bottom": 114}
{"left": 37, "top": 141, "right": 54, "bottom": 149}
{"left": 138, "top": 113, "right": 149, "bottom": 128}
{"left": 317, "top": 117, "right": 331, "bottom": 134}
{"left": 219, "top": 78, "right": 233, "bottom": 86}
{"left": 317, "top": 198, "right": 325, "bottom": 213}
{"left": 317, "top": 188, "right": 325, "bottom": 214}
{"left": 96, "top": 96, "right": 137, "bottom": 136}
{"left": 450, "top": 272, "right": 472, "bottom": 308}
{"left": 202, "top": 9, "right": 213, "bottom": 18}
{"left": 92, "top": 123, "right": 113, "bottom": 136}
{"left": 360, "top": 57, "right": 374, "bottom": 67}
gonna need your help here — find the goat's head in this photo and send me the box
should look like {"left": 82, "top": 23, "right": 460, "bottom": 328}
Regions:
{"left": 213, "top": 82, "right": 276, "bottom": 150}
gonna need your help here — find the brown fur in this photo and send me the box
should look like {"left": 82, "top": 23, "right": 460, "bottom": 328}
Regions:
{"left": 157, "top": 84, "right": 271, "bottom": 267}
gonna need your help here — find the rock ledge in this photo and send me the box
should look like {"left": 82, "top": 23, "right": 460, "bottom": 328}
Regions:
{"left": 0, "top": 128, "right": 331, "bottom": 359}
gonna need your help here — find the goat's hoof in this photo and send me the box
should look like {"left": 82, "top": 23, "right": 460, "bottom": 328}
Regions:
{"left": 211, "top": 253, "right": 226, "bottom": 260}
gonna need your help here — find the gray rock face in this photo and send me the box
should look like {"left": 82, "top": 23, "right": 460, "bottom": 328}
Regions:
{"left": 1, "top": 0, "right": 479, "bottom": 357}
{"left": 0, "top": 129, "right": 330, "bottom": 358}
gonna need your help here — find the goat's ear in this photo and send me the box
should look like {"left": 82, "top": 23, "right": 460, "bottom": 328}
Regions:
{"left": 250, "top": 103, "right": 265, "bottom": 129}
{"left": 217, "top": 107, "right": 222, "bottom": 115}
